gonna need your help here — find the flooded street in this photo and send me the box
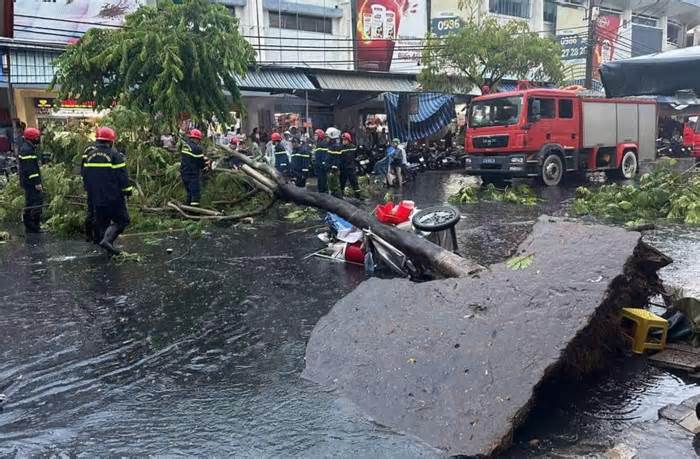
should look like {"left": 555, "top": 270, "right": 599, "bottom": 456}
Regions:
{"left": 1, "top": 171, "right": 699, "bottom": 457}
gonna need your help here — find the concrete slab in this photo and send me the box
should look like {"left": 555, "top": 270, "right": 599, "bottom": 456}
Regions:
{"left": 303, "top": 216, "right": 670, "bottom": 456}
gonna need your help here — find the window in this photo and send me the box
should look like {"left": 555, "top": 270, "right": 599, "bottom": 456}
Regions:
{"left": 489, "top": 0, "right": 530, "bottom": 19}
{"left": 470, "top": 96, "right": 523, "bottom": 127}
{"left": 528, "top": 98, "right": 555, "bottom": 121}
{"left": 269, "top": 12, "right": 332, "bottom": 34}
{"left": 667, "top": 22, "right": 681, "bottom": 45}
{"left": 632, "top": 15, "right": 657, "bottom": 27}
{"left": 558, "top": 99, "right": 573, "bottom": 119}
{"left": 543, "top": 0, "right": 556, "bottom": 23}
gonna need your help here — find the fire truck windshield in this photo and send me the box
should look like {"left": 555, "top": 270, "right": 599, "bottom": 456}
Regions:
{"left": 469, "top": 96, "right": 522, "bottom": 128}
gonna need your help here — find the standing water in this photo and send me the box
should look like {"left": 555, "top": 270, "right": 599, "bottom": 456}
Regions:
{"left": 0, "top": 172, "right": 698, "bottom": 457}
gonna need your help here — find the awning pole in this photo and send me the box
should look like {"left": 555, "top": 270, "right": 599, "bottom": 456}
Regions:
{"left": 305, "top": 90, "right": 310, "bottom": 137}
{"left": 6, "top": 52, "right": 18, "bottom": 155}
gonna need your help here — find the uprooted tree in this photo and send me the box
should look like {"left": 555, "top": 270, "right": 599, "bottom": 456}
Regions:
{"left": 51, "top": 0, "right": 255, "bottom": 132}
{"left": 419, "top": 5, "right": 564, "bottom": 94}
{"left": 1, "top": 0, "right": 263, "bottom": 233}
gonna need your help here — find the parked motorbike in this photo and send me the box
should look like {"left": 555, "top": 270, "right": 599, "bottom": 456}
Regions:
{"left": 355, "top": 144, "right": 381, "bottom": 176}
{"left": 657, "top": 137, "right": 692, "bottom": 158}
{"left": 406, "top": 143, "right": 427, "bottom": 171}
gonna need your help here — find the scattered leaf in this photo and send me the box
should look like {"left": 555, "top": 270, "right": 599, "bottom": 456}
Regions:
{"left": 506, "top": 253, "right": 535, "bottom": 270}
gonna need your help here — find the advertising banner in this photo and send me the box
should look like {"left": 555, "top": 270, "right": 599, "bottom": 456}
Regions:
{"left": 593, "top": 14, "right": 621, "bottom": 79}
{"left": 355, "top": 0, "right": 428, "bottom": 73}
{"left": 14, "top": 0, "right": 147, "bottom": 43}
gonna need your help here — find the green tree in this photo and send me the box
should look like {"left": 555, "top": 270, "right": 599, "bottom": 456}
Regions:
{"left": 51, "top": 0, "right": 255, "bottom": 131}
{"left": 419, "top": 16, "right": 564, "bottom": 94}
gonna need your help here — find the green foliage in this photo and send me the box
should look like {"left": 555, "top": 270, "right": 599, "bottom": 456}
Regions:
{"left": 449, "top": 183, "right": 539, "bottom": 205}
{"left": 40, "top": 125, "right": 92, "bottom": 166}
{"left": 0, "top": 164, "right": 86, "bottom": 236}
{"left": 0, "top": 125, "right": 266, "bottom": 237}
{"left": 419, "top": 16, "right": 563, "bottom": 93}
{"left": 284, "top": 205, "right": 321, "bottom": 223}
{"left": 506, "top": 252, "right": 534, "bottom": 270}
{"left": 51, "top": 0, "right": 255, "bottom": 131}
{"left": 572, "top": 159, "right": 700, "bottom": 225}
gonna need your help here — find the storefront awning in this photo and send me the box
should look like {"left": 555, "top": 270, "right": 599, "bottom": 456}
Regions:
{"left": 235, "top": 68, "right": 316, "bottom": 91}
{"left": 313, "top": 71, "right": 419, "bottom": 93}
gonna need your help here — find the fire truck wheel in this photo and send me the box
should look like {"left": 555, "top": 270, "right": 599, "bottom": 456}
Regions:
{"left": 618, "top": 150, "right": 638, "bottom": 179}
{"left": 539, "top": 154, "right": 564, "bottom": 186}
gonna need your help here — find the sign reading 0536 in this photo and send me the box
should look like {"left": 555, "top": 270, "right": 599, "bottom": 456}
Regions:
{"left": 430, "top": 15, "right": 462, "bottom": 37}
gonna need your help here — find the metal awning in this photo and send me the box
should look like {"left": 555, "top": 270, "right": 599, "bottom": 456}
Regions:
{"left": 313, "top": 71, "right": 419, "bottom": 93}
{"left": 235, "top": 68, "right": 315, "bottom": 91}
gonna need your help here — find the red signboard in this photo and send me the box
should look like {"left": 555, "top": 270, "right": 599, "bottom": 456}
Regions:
{"left": 593, "top": 15, "right": 621, "bottom": 79}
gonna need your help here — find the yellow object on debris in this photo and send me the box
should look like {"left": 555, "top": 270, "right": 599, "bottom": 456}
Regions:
{"left": 621, "top": 307, "right": 668, "bottom": 354}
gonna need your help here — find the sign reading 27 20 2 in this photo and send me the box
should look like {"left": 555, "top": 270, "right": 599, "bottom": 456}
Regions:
{"left": 558, "top": 35, "right": 587, "bottom": 61}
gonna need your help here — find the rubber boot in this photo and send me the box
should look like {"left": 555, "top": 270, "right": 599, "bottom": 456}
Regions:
{"left": 99, "top": 224, "right": 122, "bottom": 255}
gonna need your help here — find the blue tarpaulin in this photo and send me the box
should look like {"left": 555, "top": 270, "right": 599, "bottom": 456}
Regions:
{"left": 384, "top": 93, "right": 455, "bottom": 142}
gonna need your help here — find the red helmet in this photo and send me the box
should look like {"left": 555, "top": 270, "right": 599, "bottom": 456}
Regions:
{"left": 188, "top": 129, "right": 203, "bottom": 140}
{"left": 342, "top": 132, "right": 352, "bottom": 142}
{"left": 23, "top": 127, "right": 41, "bottom": 141}
{"left": 271, "top": 132, "right": 282, "bottom": 142}
{"left": 96, "top": 127, "right": 116, "bottom": 142}
{"left": 314, "top": 129, "right": 325, "bottom": 140}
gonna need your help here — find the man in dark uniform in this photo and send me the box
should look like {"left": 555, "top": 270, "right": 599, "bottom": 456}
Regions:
{"left": 180, "top": 129, "right": 207, "bottom": 206}
{"left": 83, "top": 127, "right": 132, "bottom": 255}
{"left": 289, "top": 137, "right": 311, "bottom": 188}
{"left": 18, "top": 127, "right": 43, "bottom": 233}
{"left": 326, "top": 127, "right": 343, "bottom": 197}
{"left": 312, "top": 129, "right": 329, "bottom": 193}
{"left": 81, "top": 143, "right": 100, "bottom": 243}
{"left": 339, "top": 132, "right": 361, "bottom": 198}
{"left": 271, "top": 132, "right": 289, "bottom": 174}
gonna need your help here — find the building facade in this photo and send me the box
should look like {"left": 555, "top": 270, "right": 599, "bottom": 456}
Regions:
{"left": 3, "top": 0, "right": 700, "bottom": 134}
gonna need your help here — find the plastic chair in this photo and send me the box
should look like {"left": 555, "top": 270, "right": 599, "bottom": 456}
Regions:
{"left": 621, "top": 308, "right": 668, "bottom": 354}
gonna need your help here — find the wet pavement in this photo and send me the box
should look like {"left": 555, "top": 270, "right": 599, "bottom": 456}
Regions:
{"left": 1, "top": 171, "right": 699, "bottom": 457}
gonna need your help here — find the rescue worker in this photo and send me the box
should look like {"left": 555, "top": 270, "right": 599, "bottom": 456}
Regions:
{"left": 18, "top": 127, "right": 43, "bottom": 233}
{"left": 326, "top": 127, "right": 343, "bottom": 197}
{"left": 312, "top": 129, "right": 329, "bottom": 193}
{"left": 290, "top": 137, "right": 311, "bottom": 188}
{"left": 180, "top": 129, "right": 207, "bottom": 206}
{"left": 339, "top": 132, "right": 361, "bottom": 197}
{"left": 271, "top": 132, "right": 289, "bottom": 174}
{"left": 81, "top": 142, "right": 100, "bottom": 243}
{"left": 83, "top": 127, "right": 132, "bottom": 255}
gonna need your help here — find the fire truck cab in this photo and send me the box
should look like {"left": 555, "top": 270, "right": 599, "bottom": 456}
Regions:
{"left": 463, "top": 88, "right": 657, "bottom": 186}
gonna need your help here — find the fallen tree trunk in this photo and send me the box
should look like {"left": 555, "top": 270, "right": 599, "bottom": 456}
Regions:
{"left": 217, "top": 146, "right": 483, "bottom": 278}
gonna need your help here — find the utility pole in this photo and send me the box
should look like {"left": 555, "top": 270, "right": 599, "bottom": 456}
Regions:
{"left": 584, "top": 0, "right": 598, "bottom": 89}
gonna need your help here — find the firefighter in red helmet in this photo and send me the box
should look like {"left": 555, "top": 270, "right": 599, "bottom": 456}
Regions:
{"left": 18, "top": 127, "right": 43, "bottom": 233}
{"left": 82, "top": 126, "right": 132, "bottom": 254}
{"left": 180, "top": 128, "right": 208, "bottom": 206}
{"left": 313, "top": 129, "right": 329, "bottom": 193}
{"left": 340, "top": 132, "right": 360, "bottom": 197}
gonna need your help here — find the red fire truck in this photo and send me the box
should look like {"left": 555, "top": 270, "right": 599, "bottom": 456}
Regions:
{"left": 463, "top": 87, "right": 657, "bottom": 186}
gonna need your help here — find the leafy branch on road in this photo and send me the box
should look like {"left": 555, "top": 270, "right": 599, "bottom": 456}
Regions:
{"left": 449, "top": 183, "right": 540, "bottom": 206}
{"left": 572, "top": 159, "right": 700, "bottom": 226}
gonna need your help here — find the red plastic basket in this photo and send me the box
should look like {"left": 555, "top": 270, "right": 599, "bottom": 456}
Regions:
{"left": 374, "top": 201, "right": 414, "bottom": 225}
